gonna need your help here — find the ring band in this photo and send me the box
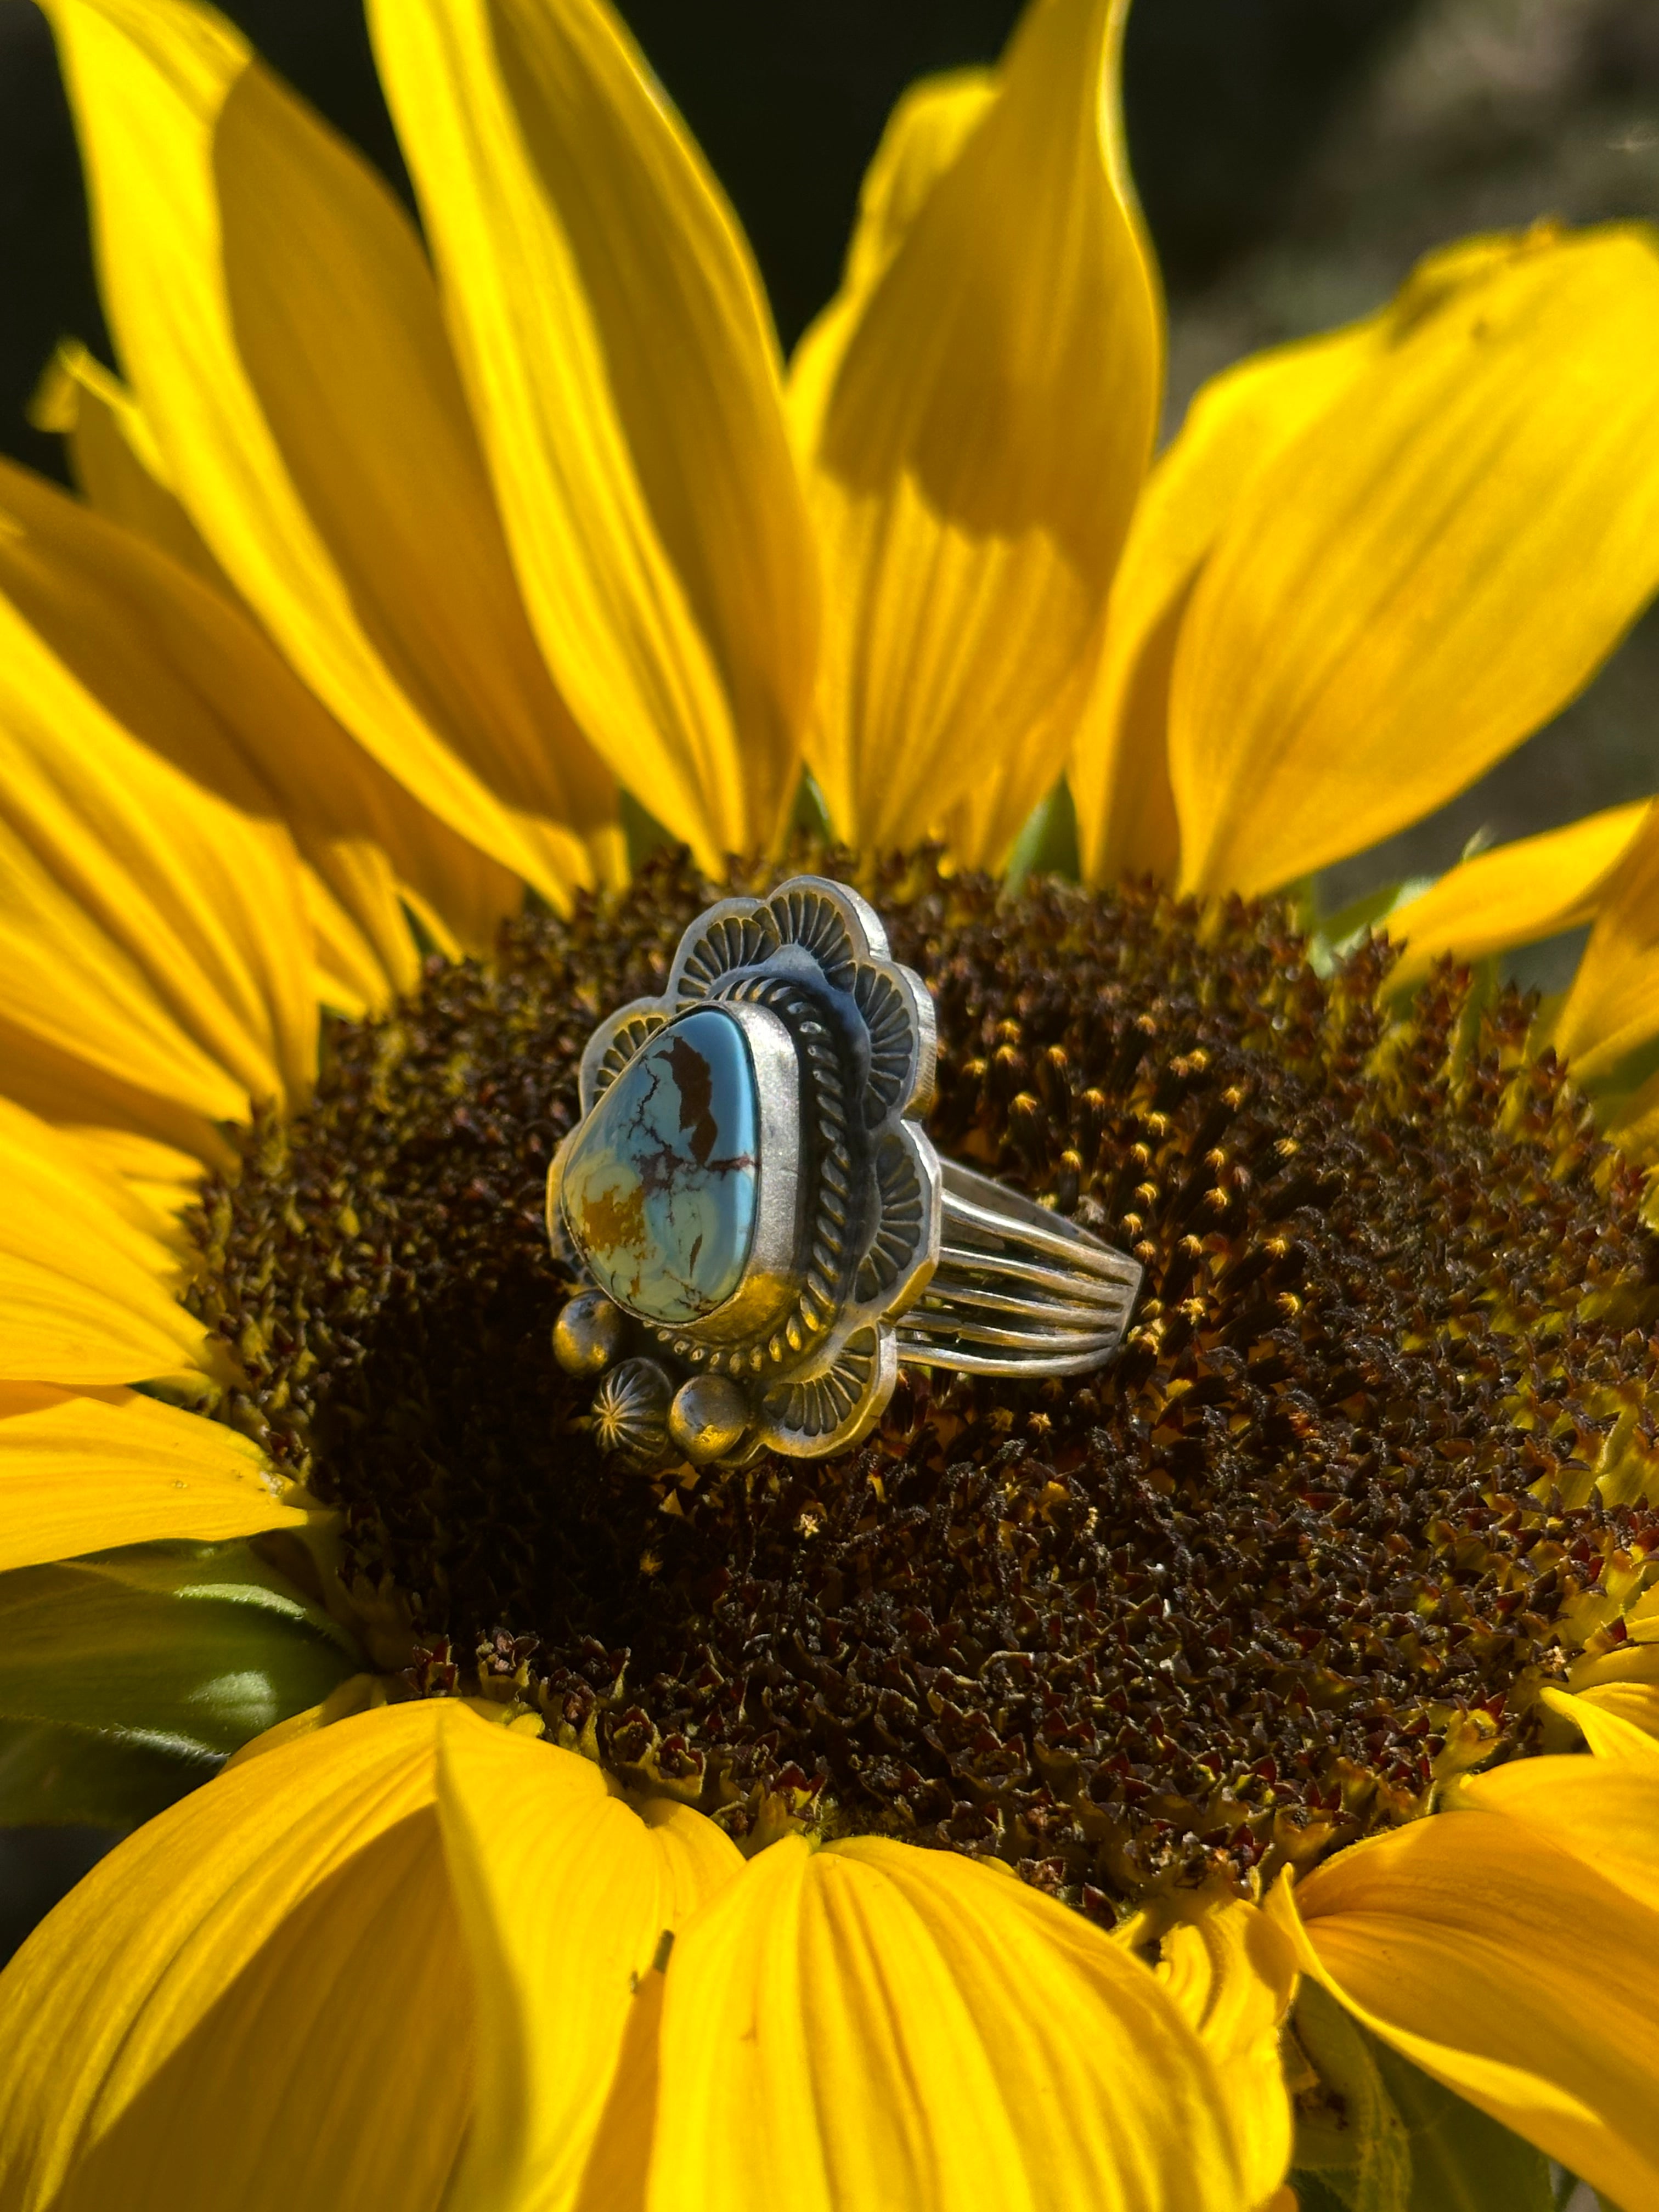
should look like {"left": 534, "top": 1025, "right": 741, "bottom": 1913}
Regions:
{"left": 898, "top": 1158, "right": 1141, "bottom": 1378}
{"left": 547, "top": 876, "right": 1142, "bottom": 1465}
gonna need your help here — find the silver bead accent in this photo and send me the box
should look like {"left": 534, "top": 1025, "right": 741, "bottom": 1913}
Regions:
{"left": 552, "top": 1289, "right": 629, "bottom": 1378}
{"left": 591, "top": 1358, "right": 673, "bottom": 1467}
{"left": 668, "top": 1374, "right": 749, "bottom": 1464}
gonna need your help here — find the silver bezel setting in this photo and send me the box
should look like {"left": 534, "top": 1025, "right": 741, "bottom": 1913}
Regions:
{"left": 549, "top": 876, "right": 941, "bottom": 1462}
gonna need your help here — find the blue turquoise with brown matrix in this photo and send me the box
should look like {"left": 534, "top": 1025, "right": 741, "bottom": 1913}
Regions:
{"left": 560, "top": 1008, "right": 760, "bottom": 1324}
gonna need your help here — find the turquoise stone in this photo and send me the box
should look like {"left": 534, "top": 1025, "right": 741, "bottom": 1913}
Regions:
{"left": 561, "top": 1008, "right": 759, "bottom": 1324}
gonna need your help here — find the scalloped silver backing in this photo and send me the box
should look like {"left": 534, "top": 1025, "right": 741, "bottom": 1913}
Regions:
{"left": 549, "top": 876, "right": 1139, "bottom": 1466}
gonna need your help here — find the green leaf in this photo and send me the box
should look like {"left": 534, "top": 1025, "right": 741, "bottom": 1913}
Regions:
{"left": 1296, "top": 2179, "right": 1361, "bottom": 2212}
{"left": 1290, "top": 1984, "right": 1556, "bottom": 2212}
{"left": 0, "top": 1539, "right": 362, "bottom": 1820}
{"left": 1370, "top": 2039, "right": 1554, "bottom": 2212}
{"left": 1291, "top": 1982, "right": 1413, "bottom": 2210}
{"left": 0, "top": 1718, "right": 219, "bottom": 1830}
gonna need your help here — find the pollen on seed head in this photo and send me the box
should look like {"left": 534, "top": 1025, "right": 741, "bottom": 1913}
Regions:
{"left": 187, "top": 851, "right": 1659, "bottom": 1919}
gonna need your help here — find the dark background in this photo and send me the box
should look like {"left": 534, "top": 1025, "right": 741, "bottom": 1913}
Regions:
{"left": 1, "top": 0, "right": 1658, "bottom": 1963}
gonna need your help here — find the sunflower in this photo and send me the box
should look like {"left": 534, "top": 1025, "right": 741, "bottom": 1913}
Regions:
{"left": 3, "top": 0, "right": 1659, "bottom": 2205}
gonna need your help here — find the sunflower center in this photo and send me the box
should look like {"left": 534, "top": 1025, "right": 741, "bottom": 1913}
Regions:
{"left": 190, "top": 855, "right": 1659, "bottom": 1916}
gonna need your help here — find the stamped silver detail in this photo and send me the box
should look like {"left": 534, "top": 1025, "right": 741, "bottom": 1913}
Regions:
{"left": 583, "top": 1007, "right": 668, "bottom": 1104}
{"left": 548, "top": 876, "right": 1142, "bottom": 1466}
{"left": 590, "top": 1358, "right": 673, "bottom": 1466}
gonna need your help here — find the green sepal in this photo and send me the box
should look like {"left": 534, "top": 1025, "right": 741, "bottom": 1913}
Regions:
{"left": 0, "top": 1539, "right": 363, "bottom": 1824}
{"left": 1290, "top": 1982, "right": 1555, "bottom": 2212}
{"left": 1305, "top": 877, "right": 1434, "bottom": 978}
{"left": 620, "top": 784, "right": 678, "bottom": 869}
{"left": 788, "top": 766, "right": 834, "bottom": 849}
{"left": 1004, "top": 777, "right": 1081, "bottom": 890}
{"left": 0, "top": 1718, "right": 220, "bottom": 1830}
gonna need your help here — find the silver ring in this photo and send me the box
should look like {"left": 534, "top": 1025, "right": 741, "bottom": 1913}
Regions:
{"left": 546, "top": 877, "right": 1142, "bottom": 1465}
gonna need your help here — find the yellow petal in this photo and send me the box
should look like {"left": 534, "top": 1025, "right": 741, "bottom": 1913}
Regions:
{"left": 936, "top": 674, "right": 1094, "bottom": 878}
{"left": 1539, "top": 1682, "right": 1659, "bottom": 1763}
{"left": 1383, "top": 799, "right": 1652, "bottom": 997}
{"left": 1598, "top": 1071, "right": 1659, "bottom": 1161}
{"left": 46, "top": 0, "right": 616, "bottom": 906}
{"left": 1073, "top": 234, "right": 1544, "bottom": 891}
{"left": 1550, "top": 797, "right": 1659, "bottom": 1083}
{"left": 0, "top": 1099, "right": 208, "bottom": 1384}
{"left": 1460, "top": 1744, "right": 1659, "bottom": 1918}
{"left": 368, "top": 0, "right": 817, "bottom": 868}
{"left": 0, "top": 458, "right": 529, "bottom": 1007}
{"left": 295, "top": 850, "right": 404, "bottom": 1016}
{"left": 1269, "top": 1769, "right": 1659, "bottom": 2211}
{"left": 0, "top": 1028, "right": 235, "bottom": 1183}
{"left": 648, "top": 1832, "right": 1248, "bottom": 2211}
{"left": 1152, "top": 1898, "right": 1297, "bottom": 2207}
{"left": 58, "top": 1127, "right": 205, "bottom": 1238}
{"left": 30, "top": 338, "right": 225, "bottom": 585}
{"left": 435, "top": 1714, "right": 741, "bottom": 2212}
{"left": 0, "top": 1701, "right": 470, "bottom": 2212}
{"left": 788, "top": 68, "right": 1001, "bottom": 867}
{"left": 1075, "top": 318, "right": 1386, "bottom": 885}
{"left": 0, "top": 456, "right": 416, "bottom": 1012}
{"left": 0, "top": 1383, "right": 304, "bottom": 1568}
{"left": 1171, "top": 224, "right": 1659, "bottom": 896}
{"left": 1578, "top": 1681, "right": 1659, "bottom": 1745}
{"left": 784, "top": 72, "right": 995, "bottom": 518}
{"left": 0, "top": 499, "right": 323, "bottom": 1144}
{"left": 797, "top": 0, "right": 1161, "bottom": 866}
{"left": 1568, "top": 1638, "right": 1659, "bottom": 1694}
{"left": 14, "top": 391, "right": 513, "bottom": 966}
{"left": 844, "top": 70, "right": 998, "bottom": 307}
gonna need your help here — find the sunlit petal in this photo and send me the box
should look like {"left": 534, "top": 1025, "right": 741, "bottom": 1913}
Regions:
{"left": 1458, "top": 1742, "right": 1659, "bottom": 1917}
{"left": 436, "top": 1714, "right": 741, "bottom": 2212}
{"left": 0, "top": 1703, "right": 469, "bottom": 2212}
{"left": 0, "top": 1097, "right": 210, "bottom": 1384}
{"left": 58, "top": 1127, "right": 204, "bottom": 1234}
{"left": 1149, "top": 1898, "right": 1297, "bottom": 2207}
{"left": 31, "top": 338, "right": 225, "bottom": 585}
{"left": 46, "top": 0, "right": 617, "bottom": 906}
{"left": 369, "top": 0, "right": 818, "bottom": 868}
{"left": 1269, "top": 1765, "right": 1659, "bottom": 2210}
{"left": 648, "top": 1832, "right": 1248, "bottom": 2211}
{"left": 1549, "top": 797, "right": 1659, "bottom": 1083}
{"left": 795, "top": 0, "right": 1161, "bottom": 865}
{"left": 1074, "top": 318, "right": 1383, "bottom": 884}
{"left": 0, "top": 1383, "right": 305, "bottom": 1568}
{"left": 1539, "top": 1683, "right": 1659, "bottom": 1763}
{"left": 1383, "top": 799, "right": 1652, "bottom": 996}
{"left": 785, "top": 71, "right": 995, "bottom": 506}
{"left": 0, "top": 498, "right": 321, "bottom": 1146}
{"left": 0, "top": 459, "right": 411, "bottom": 1009}
{"left": 1171, "top": 225, "right": 1659, "bottom": 895}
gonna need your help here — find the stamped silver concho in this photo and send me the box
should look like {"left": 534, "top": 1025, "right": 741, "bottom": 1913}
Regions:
{"left": 547, "top": 877, "right": 1142, "bottom": 1466}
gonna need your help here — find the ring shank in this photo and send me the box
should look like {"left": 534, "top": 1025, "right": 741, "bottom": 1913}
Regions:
{"left": 895, "top": 1159, "right": 1142, "bottom": 1378}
